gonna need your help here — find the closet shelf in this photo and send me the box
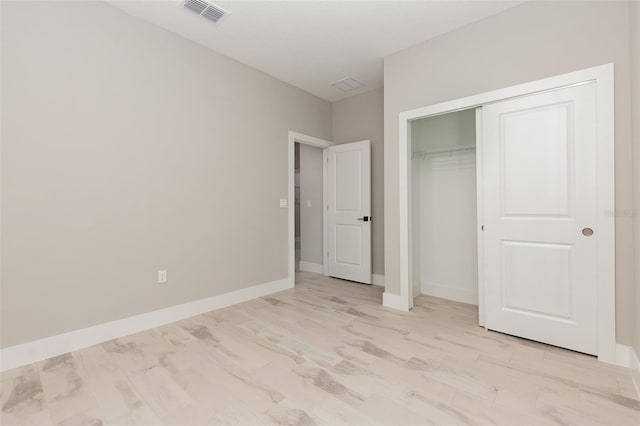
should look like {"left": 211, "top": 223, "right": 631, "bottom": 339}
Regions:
{"left": 412, "top": 144, "right": 476, "bottom": 159}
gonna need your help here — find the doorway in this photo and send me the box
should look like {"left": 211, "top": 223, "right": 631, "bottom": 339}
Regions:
{"left": 288, "top": 132, "right": 333, "bottom": 287}
{"left": 287, "top": 131, "right": 373, "bottom": 287}
{"left": 396, "top": 64, "right": 616, "bottom": 363}
{"left": 411, "top": 108, "right": 478, "bottom": 304}
{"left": 295, "top": 142, "right": 325, "bottom": 274}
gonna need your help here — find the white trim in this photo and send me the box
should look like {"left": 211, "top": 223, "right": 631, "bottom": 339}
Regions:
{"left": 323, "top": 148, "right": 329, "bottom": 276}
{"left": 594, "top": 66, "right": 617, "bottom": 364}
{"left": 630, "top": 346, "right": 640, "bottom": 399}
{"left": 288, "top": 131, "right": 334, "bottom": 287}
{"left": 421, "top": 283, "right": 477, "bottom": 306}
{"left": 397, "top": 64, "right": 616, "bottom": 364}
{"left": 298, "top": 261, "right": 323, "bottom": 274}
{"left": 382, "top": 291, "right": 410, "bottom": 311}
{"left": 0, "top": 278, "right": 291, "bottom": 372}
{"left": 475, "top": 107, "right": 485, "bottom": 326}
{"left": 612, "top": 345, "right": 640, "bottom": 398}
{"left": 398, "top": 104, "right": 412, "bottom": 311}
{"left": 372, "top": 274, "right": 385, "bottom": 286}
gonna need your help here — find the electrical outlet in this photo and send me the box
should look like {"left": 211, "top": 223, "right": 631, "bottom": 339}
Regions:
{"left": 158, "top": 270, "right": 167, "bottom": 284}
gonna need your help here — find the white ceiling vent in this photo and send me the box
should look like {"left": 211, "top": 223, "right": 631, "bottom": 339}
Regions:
{"left": 330, "top": 78, "right": 365, "bottom": 92}
{"left": 182, "top": 0, "right": 228, "bottom": 23}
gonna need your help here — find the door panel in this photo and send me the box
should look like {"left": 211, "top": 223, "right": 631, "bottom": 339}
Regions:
{"left": 335, "top": 225, "right": 362, "bottom": 265}
{"left": 335, "top": 151, "right": 363, "bottom": 211}
{"left": 327, "top": 141, "right": 372, "bottom": 284}
{"left": 501, "top": 241, "right": 573, "bottom": 320}
{"left": 483, "top": 83, "right": 597, "bottom": 355}
{"left": 501, "top": 103, "right": 573, "bottom": 216}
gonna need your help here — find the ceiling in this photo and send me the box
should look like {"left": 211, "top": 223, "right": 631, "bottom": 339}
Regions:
{"left": 108, "top": 0, "right": 524, "bottom": 102}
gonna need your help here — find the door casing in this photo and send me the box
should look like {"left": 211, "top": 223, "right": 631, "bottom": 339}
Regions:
{"left": 393, "top": 64, "right": 616, "bottom": 364}
{"left": 287, "top": 131, "right": 334, "bottom": 287}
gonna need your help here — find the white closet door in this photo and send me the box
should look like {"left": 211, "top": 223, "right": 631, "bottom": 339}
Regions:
{"left": 482, "top": 83, "right": 598, "bottom": 355}
{"left": 327, "top": 140, "right": 372, "bottom": 284}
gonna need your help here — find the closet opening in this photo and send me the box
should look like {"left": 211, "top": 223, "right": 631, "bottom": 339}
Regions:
{"left": 396, "top": 65, "right": 615, "bottom": 362}
{"left": 410, "top": 108, "right": 480, "bottom": 307}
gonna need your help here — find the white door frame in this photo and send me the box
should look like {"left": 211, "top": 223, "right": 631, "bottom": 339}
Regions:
{"left": 287, "top": 131, "right": 335, "bottom": 287}
{"left": 393, "top": 64, "right": 616, "bottom": 364}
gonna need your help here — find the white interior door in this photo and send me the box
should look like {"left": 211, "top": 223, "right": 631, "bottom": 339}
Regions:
{"left": 327, "top": 140, "right": 372, "bottom": 284}
{"left": 482, "top": 82, "right": 598, "bottom": 355}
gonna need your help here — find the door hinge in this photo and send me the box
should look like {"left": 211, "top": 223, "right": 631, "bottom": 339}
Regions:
{"left": 327, "top": 251, "right": 329, "bottom": 257}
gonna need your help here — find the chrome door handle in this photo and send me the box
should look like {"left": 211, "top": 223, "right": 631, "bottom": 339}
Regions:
{"left": 357, "top": 216, "right": 371, "bottom": 222}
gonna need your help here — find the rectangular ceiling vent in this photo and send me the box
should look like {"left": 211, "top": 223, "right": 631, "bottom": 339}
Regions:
{"left": 330, "top": 78, "right": 365, "bottom": 92}
{"left": 183, "top": 0, "right": 228, "bottom": 23}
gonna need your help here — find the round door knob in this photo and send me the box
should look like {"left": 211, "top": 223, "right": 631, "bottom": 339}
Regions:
{"left": 582, "top": 228, "right": 594, "bottom": 237}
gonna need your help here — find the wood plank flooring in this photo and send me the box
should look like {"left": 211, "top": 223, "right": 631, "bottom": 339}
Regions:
{"left": 2, "top": 272, "right": 639, "bottom": 425}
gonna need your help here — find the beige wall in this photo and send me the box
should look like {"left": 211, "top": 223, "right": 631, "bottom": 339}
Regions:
{"left": 332, "top": 88, "right": 384, "bottom": 276}
{"left": 298, "top": 144, "right": 324, "bottom": 265}
{"left": 631, "top": 0, "right": 640, "bottom": 357}
{"left": 0, "top": 1, "right": 332, "bottom": 348}
{"left": 411, "top": 109, "right": 476, "bottom": 152}
{"left": 383, "top": 1, "right": 635, "bottom": 344}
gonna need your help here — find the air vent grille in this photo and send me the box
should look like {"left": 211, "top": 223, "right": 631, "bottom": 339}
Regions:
{"left": 201, "top": 5, "right": 226, "bottom": 22}
{"left": 330, "top": 78, "right": 365, "bottom": 92}
{"left": 183, "top": 0, "right": 208, "bottom": 14}
{"left": 182, "top": 0, "right": 228, "bottom": 23}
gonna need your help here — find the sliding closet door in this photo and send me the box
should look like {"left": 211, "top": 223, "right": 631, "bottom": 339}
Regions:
{"left": 482, "top": 83, "right": 598, "bottom": 355}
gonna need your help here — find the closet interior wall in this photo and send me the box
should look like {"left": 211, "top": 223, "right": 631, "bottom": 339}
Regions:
{"left": 411, "top": 109, "right": 478, "bottom": 305}
{"left": 295, "top": 143, "right": 301, "bottom": 271}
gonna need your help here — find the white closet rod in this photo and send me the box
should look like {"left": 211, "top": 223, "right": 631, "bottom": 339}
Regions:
{"left": 413, "top": 144, "right": 476, "bottom": 158}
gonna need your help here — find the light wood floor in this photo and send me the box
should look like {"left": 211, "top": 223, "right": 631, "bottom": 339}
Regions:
{"left": 2, "top": 272, "right": 639, "bottom": 425}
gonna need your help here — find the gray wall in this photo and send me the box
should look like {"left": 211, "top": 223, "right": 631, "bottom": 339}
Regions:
{"left": 631, "top": 0, "right": 640, "bottom": 358}
{"left": 0, "top": 1, "right": 332, "bottom": 348}
{"left": 332, "top": 88, "right": 384, "bottom": 276}
{"left": 298, "top": 144, "right": 324, "bottom": 265}
{"left": 383, "top": 0, "right": 635, "bottom": 344}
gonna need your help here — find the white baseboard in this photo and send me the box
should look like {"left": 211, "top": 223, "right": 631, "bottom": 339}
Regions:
{"left": 298, "top": 261, "right": 323, "bottom": 274}
{"left": 421, "top": 282, "right": 478, "bottom": 305}
{"left": 630, "top": 346, "right": 640, "bottom": 399}
{"left": 382, "top": 292, "right": 409, "bottom": 311}
{"left": 0, "top": 278, "right": 291, "bottom": 372}
{"left": 613, "top": 344, "right": 640, "bottom": 399}
{"left": 372, "top": 274, "right": 385, "bottom": 286}
{"left": 615, "top": 343, "right": 631, "bottom": 367}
